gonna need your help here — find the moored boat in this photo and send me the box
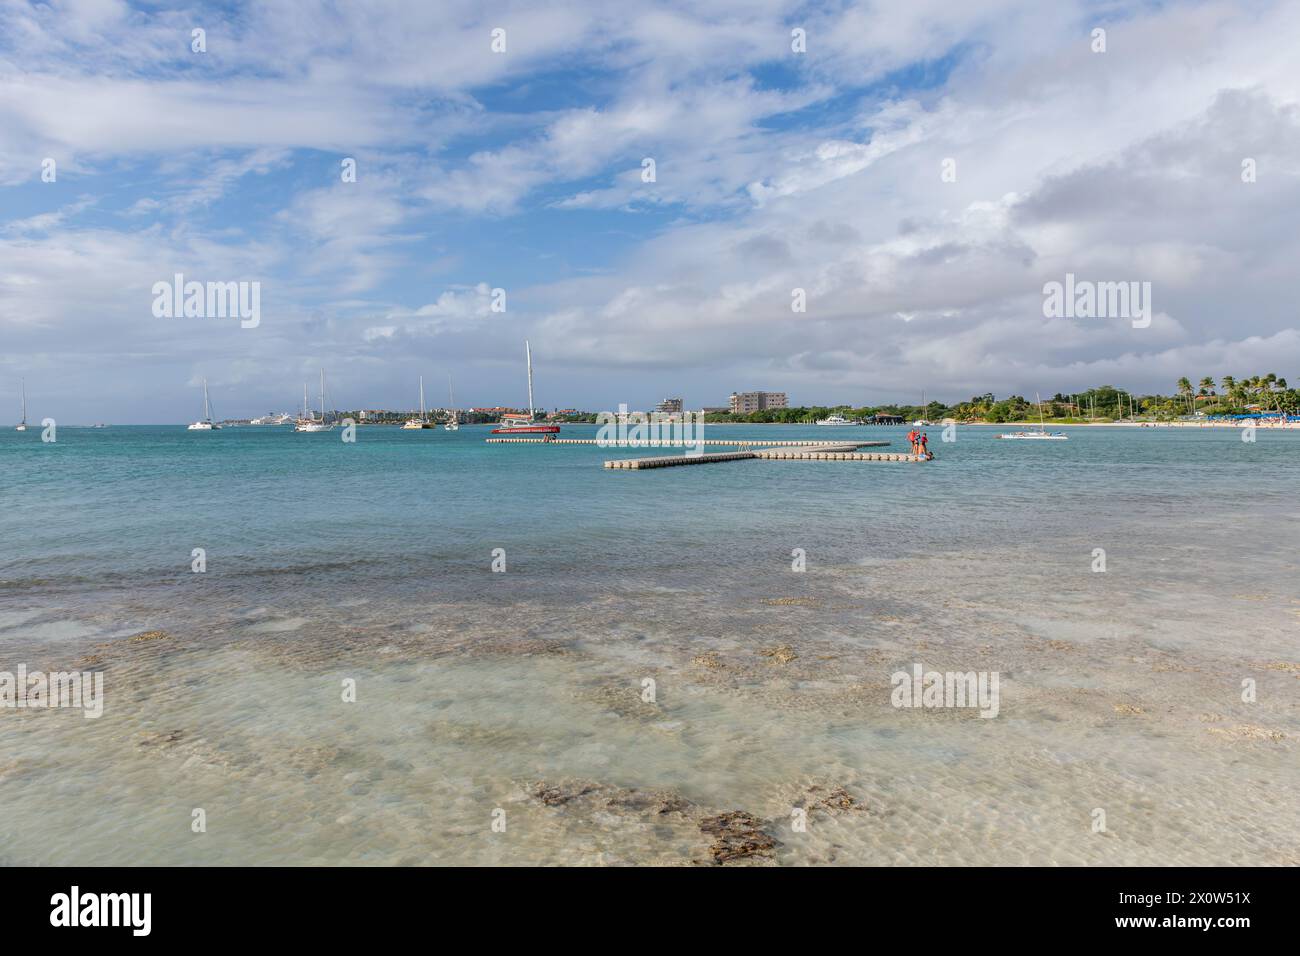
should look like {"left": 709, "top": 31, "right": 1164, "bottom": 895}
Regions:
{"left": 490, "top": 340, "right": 560, "bottom": 434}
{"left": 998, "top": 393, "right": 1068, "bottom": 440}
{"left": 402, "top": 376, "right": 435, "bottom": 429}
{"left": 444, "top": 376, "right": 459, "bottom": 430}
{"left": 187, "top": 378, "right": 220, "bottom": 430}
{"left": 295, "top": 371, "right": 335, "bottom": 432}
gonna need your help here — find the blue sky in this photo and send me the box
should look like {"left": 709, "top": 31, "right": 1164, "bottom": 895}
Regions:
{"left": 2, "top": 0, "right": 1300, "bottom": 422}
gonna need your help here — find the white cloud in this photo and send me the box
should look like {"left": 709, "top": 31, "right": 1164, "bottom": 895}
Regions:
{"left": 3, "top": 0, "right": 1300, "bottom": 418}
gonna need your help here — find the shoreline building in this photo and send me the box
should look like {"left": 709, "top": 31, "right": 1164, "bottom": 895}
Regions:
{"left": 729, "top": 391, "right": 788, "bottom": 414}
{"left": 654, "top": 398, "right": 683, "bottom": 415}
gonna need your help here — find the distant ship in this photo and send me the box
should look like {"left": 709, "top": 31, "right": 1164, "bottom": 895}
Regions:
{"left": 402, "top": 376, "right": 435, "bottom": 429}
{"left": 295, "top": 371, "right": 335, "bottom": 432}
{"left": 998, "top": 394, "right": 1068, "bottom": 441}
{"left": 491, "top": 340, "right": 559, "bottom": 434}
{"left": 251, "top": 412, "right": 293, "bottom": 425}
{"left": 815, "top": 414, "right": 860, "bottom": 425}
{"left": 912, "top": 389, "right": 930, "bottom": 427}
{"left": 187, "top": 378, "right": 220, "bottom": 430}
{"left": 998, "top": 430, "right": 1068, "bottom": 440}
{"left": 444, "top": 376, "right": 459, "bottom": 431}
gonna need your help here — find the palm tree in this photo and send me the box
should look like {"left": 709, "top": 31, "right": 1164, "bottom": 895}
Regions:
{"left": 1176, "top": 377, "right": 1193, "bottom": 416}
{"left": 1266, "top": 375, "right": 1281, "bottom": 413}
{"left": 1199, "top": 376, "right": 1216, "bottom": 396}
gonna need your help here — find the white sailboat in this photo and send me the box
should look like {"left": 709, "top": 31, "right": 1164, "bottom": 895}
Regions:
{"left": 295, "top": 370, "right": 335, "bottom": 432}
{"left": 911, "top": 389, "right": 930, "bottom": 427}
{"left": 15, "top": 378, "right": 26, "bottom": 431}
{"left": 187, "top": 378, "right": 220, "bottom": 430}
{"left": 999, "top": 393, "right": 1068, "bottom": 440}
{"left": 402, "top": 376, "right": 433, "bottom": 429}
{"left": 491, "top": 340, "right": 559, "bottom": 434}
{"left": 443, "top": 376, "right": 459, "bottom": 430}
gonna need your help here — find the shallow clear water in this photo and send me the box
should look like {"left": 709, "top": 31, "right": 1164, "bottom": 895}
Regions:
{"left": 1, "top": 423, "right": 1297, "bottom": 864}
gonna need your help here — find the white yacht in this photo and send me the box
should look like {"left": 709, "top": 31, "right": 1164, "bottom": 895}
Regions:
{"left": 402, "top": 376, "right": 434, "bottom": 429}
{"left": 815, "top": 414, "right": 859, "bottom": 425}
{"left": 444, "top": 377, "right": 459, "bottom": 431}
{"left": 187, "top": 378, "right": 220, "bottom": 430}
{"left": 251, "top": 412, "right": 293, "bottom": 425}
{"left": 999, "top": 393, "right": 1068, "bottom": 440}
{"left": 999, "top": 430, "right": 1068, "bottom": 440}
{"left": 295, "top": 371, "right": 335, "bottom": 432}
{"left": 15, "top": 379, "right": 26, "bottom": 431}
{"left": 490, "top": 341, "right": 559, "bottom": 434}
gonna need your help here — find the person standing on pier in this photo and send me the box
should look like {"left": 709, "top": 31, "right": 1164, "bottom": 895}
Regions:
{"left": 907, "top": 427, "right": 919, "bottom": 455}
{"left": 919, "top": 431, "right": 930, "bottom": 459}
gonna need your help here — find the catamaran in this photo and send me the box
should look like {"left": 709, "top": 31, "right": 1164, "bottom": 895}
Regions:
{"left": 15, "top": 378, "right": 26, "bottom": 431}
{"left": 444, "top": 376, "right": 459, "bottom": 431}
{"left": 251, "top": 412, "right": 293, "bottom": 425}
{"left": 491, "top": 340, "right": 559, "bottom": 434}
{"left": 402, "top": 376, "right": 434, "bottom": 429}
{"left": 187, "top": 378, "right": 220, "bottom": 430}
{"left": 911, "top": 389, "right": 930, "bottom": 427}
{"left": 295, "top": 370, "right": 335, "bottom": 432}
{"left": 999, "top": 393, "right": 1068, "bottom": 440}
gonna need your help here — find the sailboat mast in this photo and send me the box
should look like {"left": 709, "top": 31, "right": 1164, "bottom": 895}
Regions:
{"left": 319, "top": 369, "right": 325, "bottom": 418}
{"left": 419, "top": 375, "right": 425, "bottom": 418}
{"left": 20, "top": 378, "right": 25, "bottom": 424}
{"left": 203, "top": 378, "right": 211, "bottom": 421}
{"left": 525, "top": 340, "right": 535, "bottom": 419}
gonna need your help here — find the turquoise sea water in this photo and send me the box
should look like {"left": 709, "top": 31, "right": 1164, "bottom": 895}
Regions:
{"left": 1, "top": 423, "right": 1297, "bottom": 864}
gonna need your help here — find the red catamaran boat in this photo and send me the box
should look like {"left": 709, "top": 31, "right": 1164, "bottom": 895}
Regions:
{"left": 491, "top": 340, "right": 560, "bottom": 434}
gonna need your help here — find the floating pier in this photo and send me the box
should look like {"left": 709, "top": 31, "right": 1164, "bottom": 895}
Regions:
{"left": 603, "top": 450, "right": 760, "bottom": 470}
{"left": 602, "top": 443, "right": 929, "bottom": 469}
{"left": 486, "top": 437, "right": 891, "bottom": 447}
{"left": 483, "top": 435, "right": 931, "bottom": 469}
{"left": 754, "top": 449, "right": 922, "bottom": 462}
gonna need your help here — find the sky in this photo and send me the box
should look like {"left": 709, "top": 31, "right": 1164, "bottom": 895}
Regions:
{"left": 1, "top": 0, "right": 1299, "bottom": 422}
